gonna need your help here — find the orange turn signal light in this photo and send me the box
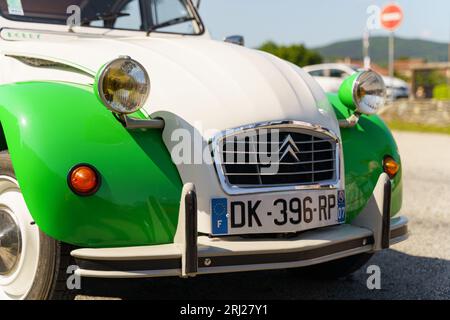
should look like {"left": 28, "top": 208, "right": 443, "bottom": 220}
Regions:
{"left": 68, "top": 165, "right": 100, "bottom": 196}
{"left": 383, "top": 156, "right": 400, "bottom": 179}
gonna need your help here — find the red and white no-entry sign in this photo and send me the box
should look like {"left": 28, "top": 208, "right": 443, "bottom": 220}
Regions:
{"left": 380, "top": 4, "right": 403, "bottom": 31}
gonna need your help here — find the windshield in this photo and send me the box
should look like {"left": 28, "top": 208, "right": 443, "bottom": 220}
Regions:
{"left": 0, "top": 0, "right": 203, "bottom": 35}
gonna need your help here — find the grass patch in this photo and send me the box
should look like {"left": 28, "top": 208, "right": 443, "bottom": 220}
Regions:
{"left": 385, "top": 120, "right": 450, "bottom": 135}
{"left": 433, "top": 84, "right": 450, "bottom": 100}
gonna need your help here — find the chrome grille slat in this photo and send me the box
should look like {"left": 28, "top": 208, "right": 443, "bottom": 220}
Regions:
{"left": 222, "top": 148, "right": 334, "bottom": 155}
{"left": 222, "top": 159, "right": 335, "bottom": 165}
{"left": 223, "top": 169, "right": 336, "bottom": 176}
{"left": 312, "top": 131, "right": 316, "bottom": 183}
{"left": 223, "top": 139, "right": 336, "bottom": 145}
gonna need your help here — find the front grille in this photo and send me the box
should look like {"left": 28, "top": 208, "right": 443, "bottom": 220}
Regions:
{"left": 213, "top": 127, "right": 338, "bottom": 188}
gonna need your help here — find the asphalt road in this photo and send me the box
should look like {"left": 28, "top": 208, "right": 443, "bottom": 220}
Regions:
{"left": 76, "top": 131, "right": 450, "bottom": 300}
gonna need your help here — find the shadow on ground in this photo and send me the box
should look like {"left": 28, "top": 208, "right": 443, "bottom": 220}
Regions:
{"left": 75, "top": 249, "right": 450, "bottom": 300}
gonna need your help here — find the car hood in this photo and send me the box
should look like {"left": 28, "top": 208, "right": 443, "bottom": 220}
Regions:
{"left": 1, "top": 36, "right": 339, "bottom": 138}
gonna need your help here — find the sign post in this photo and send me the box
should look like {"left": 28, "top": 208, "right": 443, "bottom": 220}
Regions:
{"left": 388, "top": 31, "right": 394, "bottom": 82}
{"left": 363, "top": 30, "right": 371, "bottom": 69}
{"left": 380, "top": 4, "right": 404, "bottom": 100}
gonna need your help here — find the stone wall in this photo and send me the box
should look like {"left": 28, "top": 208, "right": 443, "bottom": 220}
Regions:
{"left": 379, "top": 100, "right": 450, "bottom": 127}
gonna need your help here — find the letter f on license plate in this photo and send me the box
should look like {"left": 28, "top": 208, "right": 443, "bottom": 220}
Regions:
{"left": 211, "top": 198, "right": 229, "bottom": 235}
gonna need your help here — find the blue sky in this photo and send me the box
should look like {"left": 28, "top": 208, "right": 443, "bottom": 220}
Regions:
{"left": 199, "top": 0, "right": 450, "bottom": 48}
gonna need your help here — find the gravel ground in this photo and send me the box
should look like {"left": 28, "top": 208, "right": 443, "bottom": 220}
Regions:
{"left": 76, "top": 131, "right": 450, "bottom": 300}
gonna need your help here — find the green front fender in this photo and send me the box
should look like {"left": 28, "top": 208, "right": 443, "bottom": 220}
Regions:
{"left": 328, "top": 93, "right": 403, "bottom": 221}
{"left": 0, "top": 81, "right": 182, "bottom": 248}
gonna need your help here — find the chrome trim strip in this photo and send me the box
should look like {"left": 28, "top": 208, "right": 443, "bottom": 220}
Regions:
{"left": 210, "top": 120, "right": 342, "bottom": 195}
{"left": 4, "top": 53, "right": 96, "bottom": 77}
{"left": 0, "top": 27, "right": 123, "bottom": 40}
{"left": 224, "top": 139, "right": 336, "bottom": 145}
{"left": 121, "top": 115, "right": 165, "bottom": 130}
{"left": 197, "top": 246, "right": 373, "bottom": 276}
{"left": 389, "top": 216, "right": 409, "bottom": 245}
{"left": 389, "top": 234, "right": 409, "bottom": 246}
{"left": 222, "top": 158, "right": 335, "bottom": 165}
{"left": 224, "top": 168, "right": 335, "bottom": 176}
{"left": 222, "top": 148, "right": 335, "bottom": 155}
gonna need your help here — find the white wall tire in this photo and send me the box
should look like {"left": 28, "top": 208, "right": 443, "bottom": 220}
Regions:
{"left": 0, "top": 175, "right": 40, "bottom": 299}
{"left": 0, "top": 152, "right": 74, "bottom": 300}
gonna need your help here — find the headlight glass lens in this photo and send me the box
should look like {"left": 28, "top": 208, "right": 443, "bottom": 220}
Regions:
{"left": 98, "top": 57, "right": 150, "bottom": 114}
{"left": 354, "top": 71, "right": 386, "bottom": 115}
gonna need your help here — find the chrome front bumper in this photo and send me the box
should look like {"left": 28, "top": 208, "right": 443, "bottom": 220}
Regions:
{"left": 71, "top": 174, "right": 408, "bottom": 279}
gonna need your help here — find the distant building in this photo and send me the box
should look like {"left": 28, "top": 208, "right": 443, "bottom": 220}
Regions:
{"left": 411, "top": 62, "right": 450, "bottom": 99}
{"left": 336, "top": 57, "right": 427, "bottom": 80}
{"left": 394, "top": 59, "right": 426, "bottom": 79}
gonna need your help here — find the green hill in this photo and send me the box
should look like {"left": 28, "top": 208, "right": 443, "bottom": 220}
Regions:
{"left": 314, "top": 37, "right": 448, "bottom": 64}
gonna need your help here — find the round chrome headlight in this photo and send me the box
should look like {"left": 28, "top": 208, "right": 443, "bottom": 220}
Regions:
{"left": 96, "top": 57, "right": 150, "bottom": 114}
{"left": 352, "top": 71, "right": 386, "bottom": 115}
{"left": 338, "top": 70, "right": 386, "bottom": 115}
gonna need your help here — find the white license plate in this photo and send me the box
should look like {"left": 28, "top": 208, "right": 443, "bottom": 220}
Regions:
{"left": 211, "top": 190, "right": 346, "bottom": 236}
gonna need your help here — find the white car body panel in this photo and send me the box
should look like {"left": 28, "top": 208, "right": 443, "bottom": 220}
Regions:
{"left": 0, "top": 20, "right": 338, "bottom": 136}
{"left": 308, "top": 76, "right": 341, "bottom": 94}
{"left": 0, "top": 4, "right": 410, "bottom": 290}
{"left": 0, "top": 17, "right": 342, "bottom": 234}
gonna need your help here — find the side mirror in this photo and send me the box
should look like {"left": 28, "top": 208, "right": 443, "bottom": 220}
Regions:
{"left": 224, "top": 35, "right": 245, "bottom": 46}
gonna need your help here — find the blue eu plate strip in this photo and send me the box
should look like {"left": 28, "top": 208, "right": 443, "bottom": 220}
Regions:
{"left": 211, "top": 198, "right": 228, "bottom": 235}
{"left": 337, "top": 190, "right": 346, "bottom": 223}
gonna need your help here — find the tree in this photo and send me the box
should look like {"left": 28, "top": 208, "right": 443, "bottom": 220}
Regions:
{"left": 258, "top": 41, "right": 323, "bottom": 67}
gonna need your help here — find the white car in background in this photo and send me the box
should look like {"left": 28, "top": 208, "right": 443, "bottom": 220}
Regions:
{"left": 304, "top": 63, "right": 410, "bottom": 100}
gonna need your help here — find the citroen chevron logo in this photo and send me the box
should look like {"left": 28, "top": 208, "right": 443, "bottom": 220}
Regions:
{"left": 279, "top": 135, "right": 300, "bottom": 162}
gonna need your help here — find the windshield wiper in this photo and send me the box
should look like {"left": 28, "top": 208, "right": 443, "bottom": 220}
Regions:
{"left": 146, "top": 16, "right": 195, "bottom": 36}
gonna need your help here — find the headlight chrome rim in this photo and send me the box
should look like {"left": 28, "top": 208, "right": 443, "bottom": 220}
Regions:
{"left": 351, "top": 71, "right": 386, "bottom": 115}
{"left": 96, "top": 56, "right": 150, "bottom": 115}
